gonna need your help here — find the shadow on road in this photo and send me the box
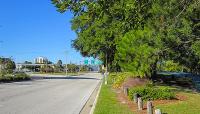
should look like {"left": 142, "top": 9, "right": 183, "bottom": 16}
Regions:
{"left": 31, "top": 76, "right": 100, "bottom": 80}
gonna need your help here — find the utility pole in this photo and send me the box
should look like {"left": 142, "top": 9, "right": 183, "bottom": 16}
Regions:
{"left": 0, "top": 41, "right": 3, "bottom": 73}
{"left": 65, "top": 51, "right": 68, "bottom": 76}
{"left": 79, "top": 61, "right": 81, "bottom": 74}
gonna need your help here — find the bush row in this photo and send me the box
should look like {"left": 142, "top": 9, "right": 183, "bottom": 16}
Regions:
{"left": 0, "top": 73, "right": 31, "bottom": 82}
{"left": 108, "top": 72, "right": 138, "bottom": 88}
{"left": 108, "top": 72, "right": 175, "bottom": 100}
{"left": 128, "top": 86, "right": 175, "bottom": 100}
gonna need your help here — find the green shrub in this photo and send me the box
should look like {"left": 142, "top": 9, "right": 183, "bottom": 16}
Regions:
{"left": 0, "top": 75, "right": 13, "bottom": 82}
{"left": 112, "top": 73, "right": 127, "bottom": 88}
{"left": 128, "top": 86, "right": 175, "bottom": 100}
{"left": 14, "top": 73, "right": 30, "bottom": 81}
{"left": 107, "top": 73, "right": 117, "bottom": 85}
{"left": 108, "top": 72, "right": 137, "bottom": 88}
{"left": 0, "top": 72, "right": 30, "bottom": 82}
{"left": 161, "top": 60, "right": 188, "bottom": 72}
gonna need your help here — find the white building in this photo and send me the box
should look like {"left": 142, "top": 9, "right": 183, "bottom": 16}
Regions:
{"left": 34, "top": 57, "right": 48, "bottom": 64}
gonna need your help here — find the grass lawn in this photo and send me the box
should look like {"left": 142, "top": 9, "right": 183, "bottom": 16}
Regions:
{"left": 94, "top": 72, "right": 200, "bottom": 114}
{"left": 156, "top": 92, "right": 200, "bottom": 114}
{"left": 154, "top": 74, "right": 200, "bottom": 114}
{"left": 94, "top": 83, "right": 134, "bottom": 114}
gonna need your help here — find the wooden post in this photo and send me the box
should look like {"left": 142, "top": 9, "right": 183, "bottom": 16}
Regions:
{"left": 147, "top": 101, "right": 153, "bottom": 114}
{"left": 137, "top": 97, "right": 143, "bottom": 110}
{"left": 155, "top": 109, "right": 162, "bottom": 114}
{"left": 134, "top": 93, "right": 138, "bottom": 103}
{"left": 124, "top": 87, "right": 129, "bottom": 96}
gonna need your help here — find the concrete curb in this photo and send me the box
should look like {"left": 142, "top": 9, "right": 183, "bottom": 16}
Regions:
{"left": 89, "top": 82, "right": 102, "bottom": 114}
{"left": 79, "top": 80, "right": 102, "bottom": 114}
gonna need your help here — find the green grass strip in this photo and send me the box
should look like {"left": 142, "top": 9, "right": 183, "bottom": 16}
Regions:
{"left": 94, "top": 83, "right": 134, "bottom": 114}
{"left": 156, "top": 92, "right": 200, "bottom": 114}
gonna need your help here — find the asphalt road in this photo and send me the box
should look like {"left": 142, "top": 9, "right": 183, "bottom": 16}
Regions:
{"left": 0, "top": 73, "right": 102, "bottom": 114}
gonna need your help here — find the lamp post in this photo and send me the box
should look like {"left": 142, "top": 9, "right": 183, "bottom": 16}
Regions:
{"left": 0, "top": 41, "right": 3, "bottom": 73}
{"left": 79, "top": 61, "right": 81, "bottom": 74}
{"left": 65, "top": 51, "right": 68, "bottom": 76}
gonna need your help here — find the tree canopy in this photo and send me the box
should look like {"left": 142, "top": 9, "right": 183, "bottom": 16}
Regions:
{"left": 0, "top": 57, "right": 16, "bottom": 74}
{"left": 52, "top": 0, "right": 200, "bottom": 76}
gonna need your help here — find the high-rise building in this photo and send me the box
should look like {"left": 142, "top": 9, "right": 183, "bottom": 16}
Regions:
{"left": 34, "top": 57, "right": 48, "bottom": 64}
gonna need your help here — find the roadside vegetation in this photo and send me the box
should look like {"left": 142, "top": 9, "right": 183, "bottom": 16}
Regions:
{"left": 156, "top": 92, "right": 200, "bottom": 114}
{"left": 94, "top": 72, "right": 200, "bottom": 114}
{"left": 52, "top": 0, "right": 200, "bottom": 76}
{"left": 0, "top": 57, "right": 31, "bottom": 82}
{"left": 94, "top": 82, "right": 134, "bottom": 114}
{"left": 128, "top": 86, "right": 175, "bottom": 100}
{"left": 0, "top": 72, "right": 30, "bottom": 82}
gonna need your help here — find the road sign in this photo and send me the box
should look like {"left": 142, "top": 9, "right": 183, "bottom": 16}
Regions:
{"left": 96, "top": 60, "right": 103, "bottom": 65}
{"left": 91, "top": 60, "right": 95, "bottom": 65}
{"left": 84, "top": 60, "right": 88, "bottom": 65}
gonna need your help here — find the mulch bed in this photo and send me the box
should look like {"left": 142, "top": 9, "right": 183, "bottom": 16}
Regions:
{"left": 122, "top": 77, "right": 148, "bottom": 88}
{"left": 116, "top": 89, "right": 187, "bottom": 114}
{"left": 115, "top": 77, "right": 188, "bottom": 114}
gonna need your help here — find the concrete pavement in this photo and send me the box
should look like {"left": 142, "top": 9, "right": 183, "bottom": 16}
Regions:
{"left": 0, "top": 73, "right": 102, "bottom": 114}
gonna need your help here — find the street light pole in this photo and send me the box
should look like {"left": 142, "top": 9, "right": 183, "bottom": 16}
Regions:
{"left": 0, "top": 41, "right": 3, "bottom": 73}
{"left": 65, "top": 51, "right": 68, "bottom": 76}
{"left": 79, "top": 61, "right": 81, "bottom": 74}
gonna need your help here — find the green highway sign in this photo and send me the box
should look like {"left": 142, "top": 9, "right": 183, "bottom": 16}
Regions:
{"left": 96, "top": 60, "right": 103, "bottom": 65}
{"left": 83, "top": 59, "right": 103, "bottom": 65}
{"left": 91, "top": 60, "right": 95, "bottom": 65}
{"left": 84, "top": 60, "right": 88, "bottom": 65}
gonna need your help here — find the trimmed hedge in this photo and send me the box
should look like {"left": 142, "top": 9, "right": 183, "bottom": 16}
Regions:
{"left": 128, "top": 86, "right": 175, "bottom": 100}
{"left": 0, "top": 73, "right": 31, "bottom": 82}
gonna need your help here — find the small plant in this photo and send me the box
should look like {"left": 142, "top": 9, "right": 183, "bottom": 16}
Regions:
{"left": 128, "top": 86, "right": 175, "bottom": 100}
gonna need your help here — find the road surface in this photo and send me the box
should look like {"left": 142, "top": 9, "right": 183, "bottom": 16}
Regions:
{"left": 0, "top": 73, "right": 102, "bottom": 114}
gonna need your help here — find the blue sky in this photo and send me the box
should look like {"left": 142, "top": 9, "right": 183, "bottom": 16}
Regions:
{"left": 0, "top": 0, "right": 85, "bottom": 64}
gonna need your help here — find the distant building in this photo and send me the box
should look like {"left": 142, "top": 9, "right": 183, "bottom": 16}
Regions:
{"left": 34, "top": 57, "right": 48, "bottom": 64}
